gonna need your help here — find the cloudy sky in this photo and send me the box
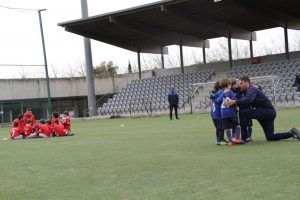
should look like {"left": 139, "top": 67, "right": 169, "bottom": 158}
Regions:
{"left": 0, "top": 0, "right": 300, "bottom": 79}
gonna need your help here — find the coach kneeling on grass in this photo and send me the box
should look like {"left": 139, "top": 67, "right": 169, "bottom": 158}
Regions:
{"left": 225, "top": 76, "right": 300, "bottom": 142}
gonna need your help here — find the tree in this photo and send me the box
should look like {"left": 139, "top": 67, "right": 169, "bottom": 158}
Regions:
{"left": 128, "top": 60, "right": 132, "bottom": 73}
{"left": 94, "top": 61, "right": 118, "bottom": 77}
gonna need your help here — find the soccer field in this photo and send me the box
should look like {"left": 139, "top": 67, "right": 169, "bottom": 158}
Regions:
{"left": 0, "top": 108, "right": 300, "bottom": 200}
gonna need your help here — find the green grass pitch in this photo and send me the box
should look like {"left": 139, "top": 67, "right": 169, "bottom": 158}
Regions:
{"left": 0, "top": 108, "right": 300, "bottom": 200}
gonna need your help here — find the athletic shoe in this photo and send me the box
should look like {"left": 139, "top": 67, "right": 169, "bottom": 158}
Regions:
{"left": 246, "top": 137, "right": 253, "bottom": 142}
{"left": 291, "top": 128, "right": 300, "bottom": 140}
{"left": 219, "top": 141, "right": 228, "bottom": 145}
{"left": 234, "top": 139, "right": 245, "bottom": 145}
{"left": 227, "top": 142, "right": 233, "bottom": 146}
{"left": 221, "top": 139, "right": 228, "bottom": 143}
{"left": 216, "top": 141, "right": 221, "bottom": 145}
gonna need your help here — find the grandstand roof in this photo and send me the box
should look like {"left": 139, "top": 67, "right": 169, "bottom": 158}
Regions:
{"left": 58, "top": 0, "right": 300, "bottom": 54}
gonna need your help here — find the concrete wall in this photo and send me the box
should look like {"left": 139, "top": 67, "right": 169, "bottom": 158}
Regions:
{"left": 1, "top": 51, "right": 300, "bottom": 101}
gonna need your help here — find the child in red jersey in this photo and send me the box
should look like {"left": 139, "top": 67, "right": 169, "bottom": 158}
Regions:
{"left": 46, "top": 120, "right": 53, "bottom": 135}
{"left": 51, "top": 111, "right": 62, "bottom": 127}
{"left": 13, "top": 114, "right": 24, "bottom": 134}
{"left": 10, "top": 122, "right": 24, "bottom": 140}
{"left": 62, "top": 111, "right": 71, "bottom": 132}
{"left": 53, "top": 120, "right": 69, "bottom": 137}
{"left": 23, "top": 108, "right": 36, "bottom": 128}
{"left": 37, "top": 120, "right": 52, "bottom": 138}
{"left": 24, "top": 120, "right": 36, "bottom": 139}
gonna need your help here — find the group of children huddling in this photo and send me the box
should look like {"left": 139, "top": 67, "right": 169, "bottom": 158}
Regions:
{"left": 210, "top": 78, "right": 257, "bottom": 146}
{"left": 10, "top": 108, "right": 73, "bottom": 140}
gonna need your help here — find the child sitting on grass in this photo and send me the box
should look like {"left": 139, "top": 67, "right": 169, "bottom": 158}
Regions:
{"left": 37, "top": 120, "right": 52, "bottom": 138}
{"left": 24, "top": 120, "right": 37, "bottom": 139}
{"left": 62, "top": 111, "right": 71, "bottom": 133}
{"left": 53, "top": 120, "right": 70, "bottom": 137}
{"left": 10, "top": 122, "right": 24, "bottom": 140}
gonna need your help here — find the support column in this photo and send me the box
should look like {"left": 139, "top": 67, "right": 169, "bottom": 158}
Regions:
{"left": 179, "top": 40, "right": 184, "bottom": 74}
{"left": 137, "top": 49, "right": 142, "bottom": 79}
{"left": 228, "top": 32, "right": 233, "bottom": 69}
{"left": 249, "top": 36, "right": 254, "bottom": 60}
{"left": 284, "top": 20, "right": 290, "bottom": 60}
{"left": 160, "top": 46, "right": 165, "bottom": 69}
{"left": 1, "top": 104, "right": 3, "bottom": 127}
{"left": 81, "top": 0, "right": 97, "bottom": 117}
{"left": 20, "top": 101, "right": 24, "bottom": 114}
{"left": 38, "top": 10, "right": 52, "bottom": 120}
{"left": 202, "top": 41, "right": 206, "bottom": 64}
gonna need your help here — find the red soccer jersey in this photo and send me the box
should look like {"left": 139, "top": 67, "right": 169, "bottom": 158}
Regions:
{"left": 23, "top": 113, "right": 36, "bottom": 127}
{"left": 24, "top": 124, "right": 34, "bottom": 137}
{"left": 39, "top": 124, "right": 52, "bottom": 137}
{"left": 51, "top": 117, "right": 62, "bottom": 127}
{"left": 13, "top": 118, "right": 24, "bottom": 133}
{"left": 10, "top": 127, "right": 22, "bottom": 139}
{"left": 63, "top": 117, "right": 71, "bottom": 130}
{"left": 53, "top": 124, "right": 66, "bottom": 136}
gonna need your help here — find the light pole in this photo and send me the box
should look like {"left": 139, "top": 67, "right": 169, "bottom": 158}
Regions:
{"left": 38, "top": 9, "right": 52, "bottom": 119}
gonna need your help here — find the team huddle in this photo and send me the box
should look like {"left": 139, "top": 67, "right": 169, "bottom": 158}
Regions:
{"left": 210, "top": 76, "right": 300, "bottom": 145}
{"left": 10, "top": 108, "right": 73, "bottom": 140}
{"left": 210, "top": 77, "right": 261, "bottom": 146}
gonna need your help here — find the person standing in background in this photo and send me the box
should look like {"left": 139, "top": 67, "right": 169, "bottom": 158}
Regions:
{"left": 168, "top": 87, "right": 179, "bottom": 120}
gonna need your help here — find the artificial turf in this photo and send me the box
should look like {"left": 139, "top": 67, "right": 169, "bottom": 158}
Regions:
{"left": 0, "top": 108, "right": 300, "bottom": 200}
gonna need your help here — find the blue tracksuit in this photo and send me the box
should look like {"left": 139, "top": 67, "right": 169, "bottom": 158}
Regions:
{"left": 237, "top": 85, "right": 293, "bottom": 141}
{"left": 168, "top": 91, "right": 179, "bottom": 106}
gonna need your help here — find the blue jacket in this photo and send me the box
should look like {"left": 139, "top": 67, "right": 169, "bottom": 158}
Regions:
{"left": 168, "top": 91, "right": 179, "bottom": 105}
{"left": 236, "top": 85, "right": 274, "bottom": 109}
{"left": 217, "top": 90, "right": 236, "bottom": 119}
{"left": 234, "top": 89, "right": 250, "bottom": 110}
{"left": 210, "top": 89, "right": 223, "bottom": 119}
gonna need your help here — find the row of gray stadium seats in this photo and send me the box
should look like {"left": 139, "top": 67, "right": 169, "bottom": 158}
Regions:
{"left": 99, "top": 69, "right": 215, "bottom": 115}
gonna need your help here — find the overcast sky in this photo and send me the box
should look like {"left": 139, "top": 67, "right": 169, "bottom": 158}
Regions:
{"left": 0, "top": 0, "right": 300, "bottom": 79}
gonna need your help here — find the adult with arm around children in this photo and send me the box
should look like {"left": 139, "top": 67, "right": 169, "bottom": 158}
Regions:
{"left": 225, "top": 76, "right": 300, "bottom": 141}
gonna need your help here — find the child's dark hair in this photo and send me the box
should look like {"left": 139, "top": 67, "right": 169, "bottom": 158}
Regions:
{"left": 52, "top": 111, "right": 59, "bottom": 118}
{"left": 18, "top": 114, "right": 23, "bottom": 120}
{"left": 46, "top": 120, "right": 51, "bottom": 125}
{"left": 26, "top": 120, "right": 32, "bottom": 124}
{"left": 13, "top": 122, "right": 19, "bottom": 127}
{"left": 39, "top": 119, "right": 45, "bottom": 124}
{"left": 220, "top": 78, "right": 231, "bottom": 88}
{"left": 54, "top": 120, "right": 59, "bottom": 125}
{"left": 26, "top": 108, "right": 32, "bottom": 112}
{"left": 63, "top": 111, "right": 69, "bottom": 116}
{"left": 213, "top": 81, "right": 221, "bottom": 92}
{"left": 231, "top": 79, "right": 237, "bottom": 85}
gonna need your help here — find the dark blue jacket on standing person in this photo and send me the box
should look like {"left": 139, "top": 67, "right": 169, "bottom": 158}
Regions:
{"left": 211, "top": 89, "right": 223, "bottom": 120}
{"left": 217, "top": 90, "right": 236, "bottom": 119}
{"left": 168, "top": 90, "right": 179, "bottom": 106}
{"left": 236, "top": 85, "right": 274, "bottom": 109}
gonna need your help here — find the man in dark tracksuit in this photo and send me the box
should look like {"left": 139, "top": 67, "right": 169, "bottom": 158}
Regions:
{"left": 168, "top": 87, "right": 179, "bottom": 120}
{"left": 225, "top": 76, "right": 300, "bottom": 142}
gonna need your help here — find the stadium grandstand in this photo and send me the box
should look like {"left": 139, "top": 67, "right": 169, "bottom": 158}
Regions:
{"left": 58, "top": 0, "right": 300, "bottom": 117}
